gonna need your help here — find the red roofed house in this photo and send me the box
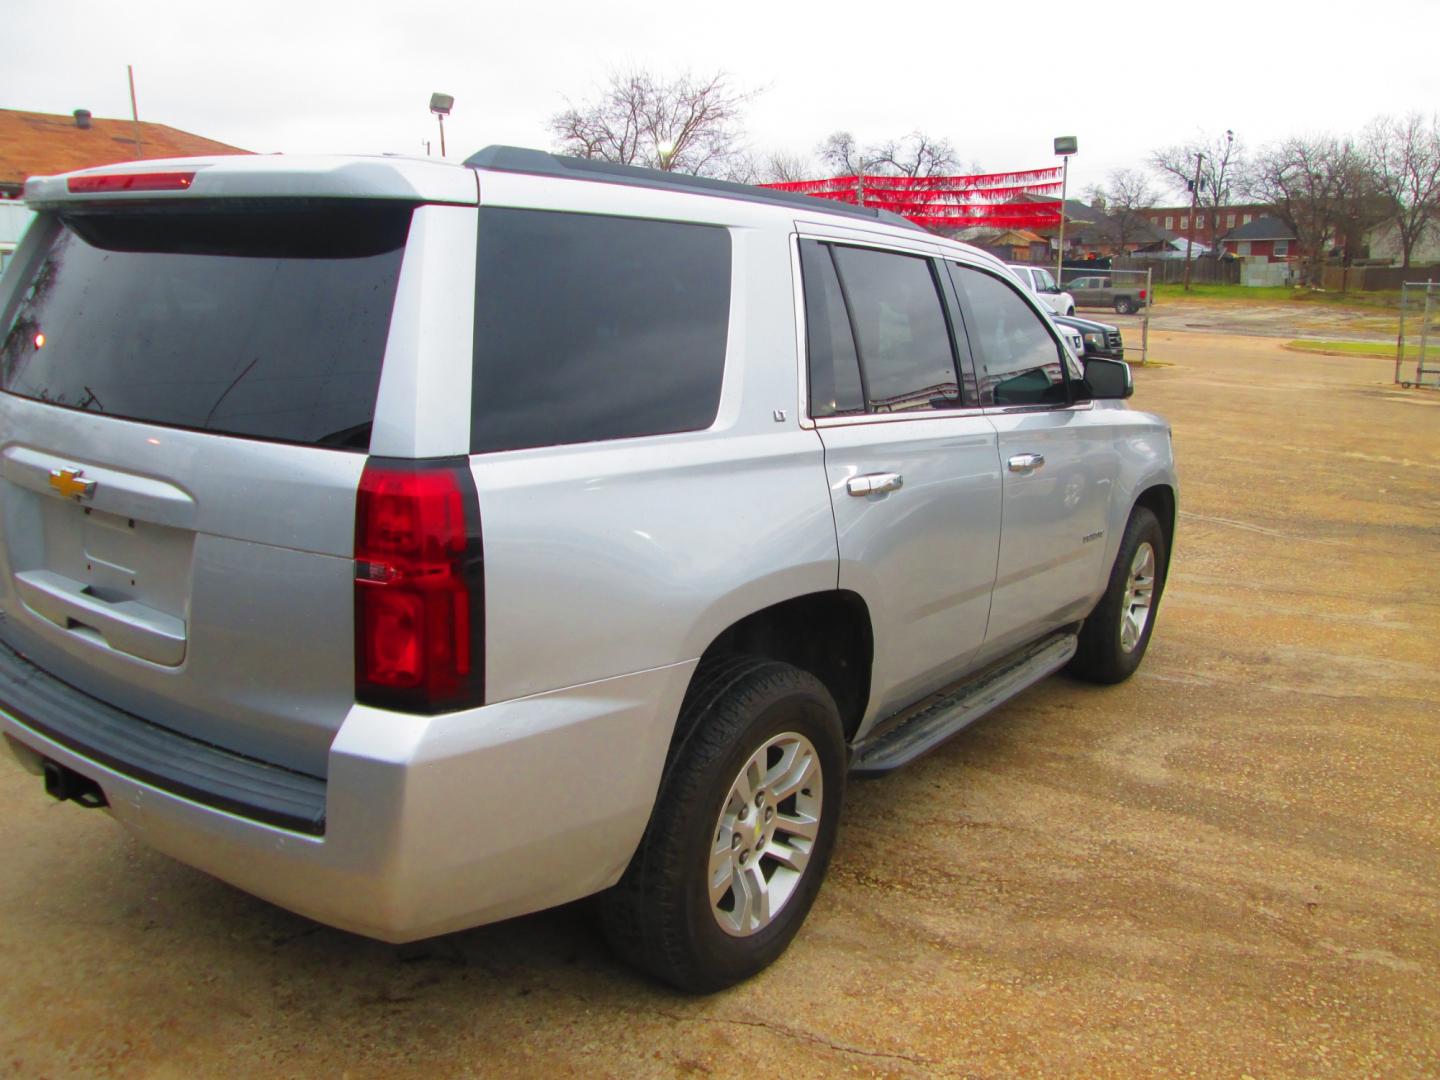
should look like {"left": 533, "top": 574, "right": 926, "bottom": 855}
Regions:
{"left": 0, "top": 107, "right": 249, "bottom": 270}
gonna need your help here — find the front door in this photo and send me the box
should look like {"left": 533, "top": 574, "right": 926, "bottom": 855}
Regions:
{"left": 946, "top": 260, "right": 1113, "bottom": 661}
{"left": 798, "top": 238, "right": 1002, "bottom": 727}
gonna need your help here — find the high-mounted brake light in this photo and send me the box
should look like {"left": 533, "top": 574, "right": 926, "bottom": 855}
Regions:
{"left": 67, "top": 171, "right": 196, "bottom": 193}
{"left": 354, "top": 458, "right": 485, "bottom": 713}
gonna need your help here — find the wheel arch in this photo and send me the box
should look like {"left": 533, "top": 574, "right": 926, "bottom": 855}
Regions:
{"left": 1133, "top": 483, "right": 1177, "bottom": 572}
{"left": 693, "top": 590, "right": 874, "bottom": 741}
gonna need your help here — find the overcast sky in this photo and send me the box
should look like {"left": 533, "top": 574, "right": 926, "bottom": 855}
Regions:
{"left": 5, "top": 0, "right": 1437, "bottom": 201}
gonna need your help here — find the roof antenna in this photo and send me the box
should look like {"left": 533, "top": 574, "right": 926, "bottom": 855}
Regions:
{"left": 127, "top": 64, "right": 143, "bottom": 158}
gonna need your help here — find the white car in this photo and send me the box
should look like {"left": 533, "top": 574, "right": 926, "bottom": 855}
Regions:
{"left": 1007, "top": 263, "right": 1076, "bottom": 316}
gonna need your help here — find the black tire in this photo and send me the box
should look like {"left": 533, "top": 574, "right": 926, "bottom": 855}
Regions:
{"left": 599, "top": 656, "right": 845, "bottom": 993}
{"left": 1114, "top": 297, "right": 1135, "bottom": 315}
{"left": 1070, "top": 506, "right": 1168, "bottom": 684}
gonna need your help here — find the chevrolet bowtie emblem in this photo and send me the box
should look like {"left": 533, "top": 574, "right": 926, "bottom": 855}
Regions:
{"left": 49, "top": 467, "right": 97, "bottom": 500}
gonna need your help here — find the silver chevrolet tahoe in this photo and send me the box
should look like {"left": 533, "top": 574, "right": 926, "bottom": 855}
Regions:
{"left": 0, "top": 147, "right": 1176, "bottom": 992}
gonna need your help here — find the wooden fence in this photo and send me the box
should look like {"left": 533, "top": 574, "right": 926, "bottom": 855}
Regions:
{"left": 1320, "top": 264, "right": 1440, "bottom": 292}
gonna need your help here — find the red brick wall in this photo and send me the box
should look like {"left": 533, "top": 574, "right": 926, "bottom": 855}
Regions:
{"left": 1147, "top": 204, "right": 1270, "bottom": 245}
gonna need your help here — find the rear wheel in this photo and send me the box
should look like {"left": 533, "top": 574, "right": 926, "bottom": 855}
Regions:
{"left": 1070, "top": 507, "right": 1167, "bottom": 684}
{"left": 599, "top": 657, "right": 845, "bottom": 992}
{"left": 1114, "top": 297, "right": 1135, "bottom": 315}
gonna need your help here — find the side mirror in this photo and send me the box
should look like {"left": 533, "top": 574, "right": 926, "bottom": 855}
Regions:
{"left": 1079, "top": 357, "right": 1133, "bottom": 400}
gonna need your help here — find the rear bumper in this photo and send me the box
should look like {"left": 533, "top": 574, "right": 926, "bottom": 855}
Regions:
{"left": 0, "top": 652, "right": 694, "bottom": 942}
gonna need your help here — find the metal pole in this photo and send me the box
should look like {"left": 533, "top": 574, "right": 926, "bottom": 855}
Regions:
{"left": 437, "top": 114, "right": 446, "bottom": 159}
{"left": 1395, "top": 284, "right": 1408, "bottom": 385}
{"left": 127, "top": 64, "right": 143, "bottom": 158}
{"left": 1141, "top": 267, "right": 1152, "bottom": 366}
{"left": 1182, "top": 152, "right": 1202, "bottom": 292}
{"left": 1056, "top": 155, "right": 1068, "bottom": 285}
{"left": 1416, "top": 288, "right": 1428, "bottom": 388}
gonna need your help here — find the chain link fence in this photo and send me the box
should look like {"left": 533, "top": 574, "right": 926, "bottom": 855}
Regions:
{"left": 1396, "top": 282, "right": 1440, "bottom": 388}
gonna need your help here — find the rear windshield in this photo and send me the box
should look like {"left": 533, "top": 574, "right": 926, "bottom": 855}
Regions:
{"left": 0, "top": 202, "right": 412, "bottom": 449}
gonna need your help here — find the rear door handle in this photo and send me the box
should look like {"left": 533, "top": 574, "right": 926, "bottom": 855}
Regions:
{"left": 1007, "top": 453, "right": 1045, "bottom": 473}
{"left": 847, "top": 472, "right": 904, "bottom": 497}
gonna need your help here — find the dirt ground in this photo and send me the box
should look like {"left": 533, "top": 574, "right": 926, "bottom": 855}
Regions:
{"left": 2, "top": 315, "right": 1437, "bottom": 1079}
{"left": 1124, "top": 299, "right": 1399, "bottom": 343}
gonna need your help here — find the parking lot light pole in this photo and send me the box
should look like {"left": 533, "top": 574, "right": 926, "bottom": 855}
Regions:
{"left": 429, "top": 93, "right": 454, "bottom": 159}
{"left": 1054, "top": 136, "right": 1077, "bottom": 286}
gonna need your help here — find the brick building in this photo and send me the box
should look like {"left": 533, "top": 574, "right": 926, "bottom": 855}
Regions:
{"left": 1219, "top": 216, "right": 1299, "bottom": 262}
{"left": 1144, "top": 203, "right": 1272, "bottom": 249}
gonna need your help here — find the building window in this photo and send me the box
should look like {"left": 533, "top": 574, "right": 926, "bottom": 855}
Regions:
{"left": 1242, "top": 214, "right": 1253, "bottom": 225}
{"left": 1274, "top": 240, "right": 1290, "bottom": 257}
{"left": 1237, "top": 241, "right": 1252, "bottom": 256}
{"left": 1197, "top": 214, "right": 1206, "bottom": 230}
{"left": 1164, "top": 216, "right": 1174, "bottom": 230}
{"left": 1179, "top": 216, "right": 1189, "bottom": 230}
{"left": 1152, "top": 216, "right": 1160, "bottom": 226}
{"left": 1226, "top": 214, "right": 1236, "bottom": 228}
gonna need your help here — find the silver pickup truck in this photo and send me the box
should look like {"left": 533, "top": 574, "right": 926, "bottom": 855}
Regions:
{"left": 0, "top": 148, "right": 1176, "bottom": 992}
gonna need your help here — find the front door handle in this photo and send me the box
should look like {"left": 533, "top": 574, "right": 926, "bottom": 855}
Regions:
{"left": 1007, "top": 453, "right": 1045, "bottom": 473}
{"left": 847, "top": 472, "right": 904, "bottom": 497}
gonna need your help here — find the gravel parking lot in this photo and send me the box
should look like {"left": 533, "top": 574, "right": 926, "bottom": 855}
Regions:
{"left": 2, "top": 319, "right": 1436, "bottom": 1078}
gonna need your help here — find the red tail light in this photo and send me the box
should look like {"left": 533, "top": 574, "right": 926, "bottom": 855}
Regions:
{"left": 1139, "top": 289, "right": 1147, "bottom": 299}
{"left": 355, "top": 458, "right": 484, "bottom": 713}
{"left": 67, "top": 171, "right": 196, "bottom": 193}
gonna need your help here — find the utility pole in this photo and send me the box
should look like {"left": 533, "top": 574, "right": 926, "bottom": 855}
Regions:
{"left": 1182, "top": 151, "right": 1204, "bottom": 292}
{"left": 127, "top": 64, "right": 143, "bottom": 158}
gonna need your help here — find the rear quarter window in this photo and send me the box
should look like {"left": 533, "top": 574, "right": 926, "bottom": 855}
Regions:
{"left": 470, "top": 208, "right": 731, "bottom": 454}
{"left": 0, "top": 202, "right": 412, "bottom": 449}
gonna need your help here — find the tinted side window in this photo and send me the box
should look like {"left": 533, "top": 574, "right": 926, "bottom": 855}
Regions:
{"left": 830, "top": 246, "right": 959, "bottom": 412}
{"left": 950, "top": 264, "right": 1068, "bottom": 407}
{"left": 798, "top": 240, "right": 863, "bottom": 417}
{"left": 472, "top": 209, "right": 731, "bottom": 454}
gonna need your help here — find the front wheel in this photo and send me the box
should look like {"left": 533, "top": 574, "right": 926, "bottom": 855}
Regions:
{"left": 599, "top": 656, "right": 846, "bottom": 992}
{"left": 1070, "top": 506, "right": 1168, "bottom": 684}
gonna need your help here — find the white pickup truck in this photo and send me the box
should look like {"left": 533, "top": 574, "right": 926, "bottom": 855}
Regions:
{"left": 1007, "top": 263, "right": 1076, "bottom": 316}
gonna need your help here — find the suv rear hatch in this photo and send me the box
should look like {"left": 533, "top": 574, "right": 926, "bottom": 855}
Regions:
{"left": 0, "top": 182, "right": 419, "bottom": 777}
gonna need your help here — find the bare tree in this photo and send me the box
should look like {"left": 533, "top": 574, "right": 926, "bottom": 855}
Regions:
{"left": 818, "top": 131, "right": 863, "bottom": 175}
{"left": 549, "top": 71, "right": 755, "bottom": 176}
{"left": 1151, "top": 130, "right": 1246, "bottom": 246}
{"left": 1096, "top": 168, "right": 1157, "bottom": 250}
{"left": 1250, "top": 135, "right": 1377, "bottom": 284}
{"left": 725, "top": 149, "right": 820, "bottom": 184}
{"left": 1364, "top": 113, "right": 1440, "bottom": 267}
{"left": 867, "top": 133, "right": 960, "bottom": 178}
{"left": 818, "top": 131, "right": 965, "bottom": 177}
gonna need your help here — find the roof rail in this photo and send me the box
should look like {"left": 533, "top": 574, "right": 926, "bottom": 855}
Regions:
{"left": 463, "top": 145, "right": 924, "bottom": 233}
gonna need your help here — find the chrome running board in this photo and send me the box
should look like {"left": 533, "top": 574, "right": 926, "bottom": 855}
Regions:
{"left": 849, "top": 629, "right": 1078, "bottom": 777}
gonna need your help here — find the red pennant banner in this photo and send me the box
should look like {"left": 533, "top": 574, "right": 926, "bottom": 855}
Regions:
{"left": 762, "top": 168, "right": 1064, "bottom": 231}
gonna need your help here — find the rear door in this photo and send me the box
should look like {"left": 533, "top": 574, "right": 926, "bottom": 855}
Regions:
{"left": 0, "top": 198, "right": 450, "bottom": 776}
{"left": 799, "top": 236, "right": 1001, "bottom": 726}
